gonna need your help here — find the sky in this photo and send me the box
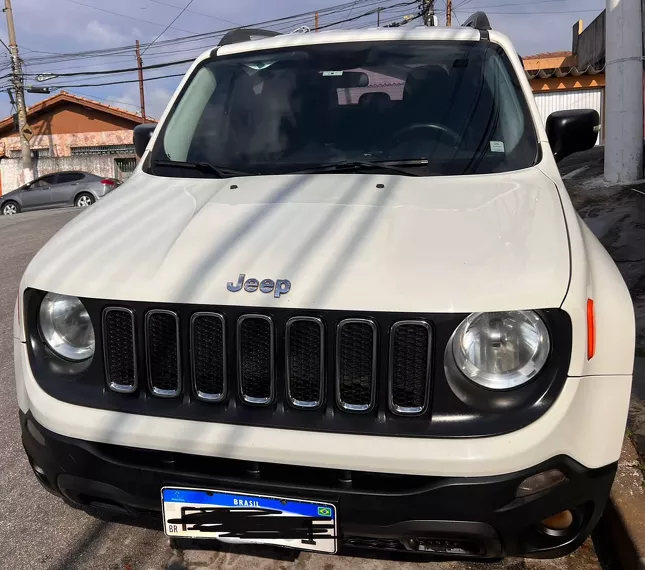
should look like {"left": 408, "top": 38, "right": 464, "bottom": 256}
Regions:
{"left": 0, "top": 0, "right": 605, "bottom": 121}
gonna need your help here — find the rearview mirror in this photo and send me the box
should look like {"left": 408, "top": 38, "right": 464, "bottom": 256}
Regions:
{"left": 133, "top": 123, "right": 157, "bottom": 158}
{"left": 546, "top": 109, "right": 600, "bottom": 162}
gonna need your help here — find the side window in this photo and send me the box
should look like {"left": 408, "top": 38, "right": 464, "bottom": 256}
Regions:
{"left": 31, "top": 175, "right": 56, "bottom": 188}
{"left": 57, "top": 173, "right": 84, "bottom": 184}
{"left": 163, "top": 66, "right": 217, "bottom": 161}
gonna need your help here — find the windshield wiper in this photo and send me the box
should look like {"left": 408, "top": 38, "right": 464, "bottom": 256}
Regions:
{"left": 286, "top": 159, "right": 429, "bottom": 176}
{"left": 154, "top": 159, "right": 257, "bottom": 178}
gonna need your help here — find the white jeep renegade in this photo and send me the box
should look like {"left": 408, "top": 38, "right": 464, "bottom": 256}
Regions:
{"left": 15, "top": 14, "right": 635, "bottom": 560}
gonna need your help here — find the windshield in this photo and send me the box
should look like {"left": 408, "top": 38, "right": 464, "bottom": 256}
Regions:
{"left": 150, "top": 40, "right": 539, "bottom": 177}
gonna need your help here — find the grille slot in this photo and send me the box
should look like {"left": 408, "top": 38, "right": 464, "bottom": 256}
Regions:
{"left": 336, "top": 319, "right": 377, "bottom": 412}
{"left": 388, "top": 321, "right": 432, "bottom": 415}
{"left": 237, "top": 315, "right": 274, "bottom": 405}
{"left": 145, "top": 310, "right": 181, "bottom": 398}
{"left": 103, "top": 308, "right": 137, "bottom": 393}
{"left": 286, "top": 317, "right": 324, "bottom": 409}
{"left": 190, "top": 313, "right": 226, "bottom": 402}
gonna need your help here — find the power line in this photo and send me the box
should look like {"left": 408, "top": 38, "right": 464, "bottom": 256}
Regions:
{"left": 150, "top": 0, "right": 241, "bottom": 26}
{"left": 338, "top": 0, "right": 360, "bottom": 29}
{"left": 21, "top": 0, "right": 378, "bottom": 67}
{"left": 318, "top": 0, "right": 417, "bottom": 29}
{"left": 455, "top": 7, "right": 603, "bottom": 15}
{"left": 141, "top": 0, "right": 196, "bottom": 56}
{"left": 22, "top": 57, "right": 193, "bottom": 78}
{"left": 66, "top": 89, "right": 142, "bottom": 110}
{"left": 32, "top": 72, "right": 186, "bottom": 89}
{"left": 463, "top": 0, "right": 567, "bottom": 7}
{"left": 14, "top": 0, "right": 406, "bottom": 84}
{"left": 62, "top": 0, "right": 198, "bottom": 34}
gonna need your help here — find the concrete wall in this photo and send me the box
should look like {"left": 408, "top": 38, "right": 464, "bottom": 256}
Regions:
{"left": 0, "top": 154, "right": 133, "bottom": 194}
{"left": 575, "top": 11, "right": 606, "bottom": 68}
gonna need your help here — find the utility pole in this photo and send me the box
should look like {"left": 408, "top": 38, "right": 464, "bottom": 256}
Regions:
{"left": 420, "top": 0, "right": 435, "bottom": 26}
{"left": 135, "top": 40, "right": 146, "bottom": 123}
{"left": 605, "top": 0, "right": 643, "bottom": 183}
{"left": 446, "top": 0, "right": 452, "bottom": 26}
{"left": 377, "top": 7, "right": 382, "bottom": 26}
{"left": 315, "top": 12, "right": 319, "bottom": 31}
{"left": 4, "top": 0, "right": 33, "bottom": 182}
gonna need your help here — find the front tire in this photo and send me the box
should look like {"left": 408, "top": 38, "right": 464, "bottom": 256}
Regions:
{"left": 2, "top": 201, "right": 20, "bottom": 215}
{"left": 75, "top": 193, "right": 95, "bottom": 208}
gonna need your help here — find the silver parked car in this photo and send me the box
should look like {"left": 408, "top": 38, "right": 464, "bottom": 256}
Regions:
{"left": 0, "top": 171, "right": 120, "bottom": 215}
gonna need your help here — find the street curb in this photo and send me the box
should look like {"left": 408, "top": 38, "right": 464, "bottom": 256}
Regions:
{"left": 601, "top": 437, "right": 645, "bottom": 570}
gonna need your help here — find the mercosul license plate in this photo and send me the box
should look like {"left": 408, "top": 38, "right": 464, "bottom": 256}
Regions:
{"left": 162, "top": 487, "right": 337, "bottom": 553}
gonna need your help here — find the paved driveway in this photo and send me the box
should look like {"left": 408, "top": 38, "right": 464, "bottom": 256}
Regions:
{"left": 0, "top": 209, "right": 602, "bottom": 569}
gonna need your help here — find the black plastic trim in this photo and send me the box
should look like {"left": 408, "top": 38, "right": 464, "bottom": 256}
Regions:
{"left": 103, "top": 307, "right": 138, "bottom": 394}
{"left": 21, "top": 412, "right": 616, "bottom": 559}
{"left": 24, "top": 289, "right": 573, "bottom": 438}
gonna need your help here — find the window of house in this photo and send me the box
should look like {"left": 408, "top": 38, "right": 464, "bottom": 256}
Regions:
{"left": 71, "top": 145, "right": 135, "bottom": 156}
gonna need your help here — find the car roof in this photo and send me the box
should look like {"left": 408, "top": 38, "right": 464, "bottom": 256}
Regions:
{"left": 40, "top": 171, "right": 94, "bottom": 177}
{"left": 215, "top": 26, "right": 483, "bottom": 57}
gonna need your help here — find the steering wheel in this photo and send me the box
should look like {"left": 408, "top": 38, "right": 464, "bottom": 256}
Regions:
{"left": 391, "top": 123, "right": 461, "bottom": 146}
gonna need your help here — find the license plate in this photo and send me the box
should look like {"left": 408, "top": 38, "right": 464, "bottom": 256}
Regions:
{"left": 161, "top": 487, "right": 337, "bottom": 553}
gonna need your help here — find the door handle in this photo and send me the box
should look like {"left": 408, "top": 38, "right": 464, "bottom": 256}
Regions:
{"left": 71, "top": 183, "right": 79, "bottom": 186}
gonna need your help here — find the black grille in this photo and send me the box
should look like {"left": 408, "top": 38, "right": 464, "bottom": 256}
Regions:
{"left": 389, "top": 322, "right": 432, "bottom": 415}
{"left": 286, "top": 318, "right": 324, "bottom": 408}
{"left": 146, "top": 311, "right": 180, "bottom": 397}
{"left": 103, "top": 308, "right": 136, "bottom": 392}
{"left": 337, "top": 320, "right": 376, "bottom": 412}
{"left": 191, "top": 313, "right": 226, "bottom": 401}
{"left": 238, "top": 315, "right": 274, "bottom": 404}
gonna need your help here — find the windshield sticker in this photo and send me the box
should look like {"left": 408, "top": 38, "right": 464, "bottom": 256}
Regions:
{"left": 490, "top": 141, "right": 505, "bottom": 153}
{"left": 322, "top": 71, "right": 344, "bottom": 76}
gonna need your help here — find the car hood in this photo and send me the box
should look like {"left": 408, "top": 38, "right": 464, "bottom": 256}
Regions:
{"left": 22, "top": 168, "right": 570, "bottom": 312}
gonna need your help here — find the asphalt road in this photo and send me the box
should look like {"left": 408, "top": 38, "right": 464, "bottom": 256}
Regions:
{"left": 0, "top": 208, "right": 604, "bottom": 570}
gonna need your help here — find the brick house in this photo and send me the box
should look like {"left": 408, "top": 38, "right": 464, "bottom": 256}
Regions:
{"left": 0, "top": 91, "right": 150, "bottom": 193}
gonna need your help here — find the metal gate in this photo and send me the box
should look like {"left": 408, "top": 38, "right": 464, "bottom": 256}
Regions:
{"left": 114, "top": 157, "right": 137, "bottom": 181}
{"left": 533, "top": 88, "right": 604, "bottom": 145}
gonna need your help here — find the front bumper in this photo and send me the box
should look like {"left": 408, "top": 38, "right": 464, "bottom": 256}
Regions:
{"left": 22, "top": 412, "right": 616, "bottom": 559}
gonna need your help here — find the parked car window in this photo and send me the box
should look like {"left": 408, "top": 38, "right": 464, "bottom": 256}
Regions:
{"left": 57, "top": 173, "right": 85, "bottom": 184}
{"left": 30, "top": 175, "right": 56, "bottom": 188}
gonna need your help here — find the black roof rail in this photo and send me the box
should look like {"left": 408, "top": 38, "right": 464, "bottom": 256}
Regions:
{"left": 218, "top": 28, "right": 281, "bottom": 47}
{"left": 462, "top": 11, "right": 492, "bottom": 31}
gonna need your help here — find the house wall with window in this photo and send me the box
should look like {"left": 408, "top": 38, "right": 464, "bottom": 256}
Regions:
{"left": 523, "top": 21, "right": 606, "bottom": 146}
{"left": 0, "top": 91, "right": 148, "bottom": 193}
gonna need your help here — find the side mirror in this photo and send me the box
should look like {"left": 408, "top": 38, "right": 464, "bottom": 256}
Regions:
{"left": 546, "top": 109, "right": 600, "bottom": 162}
{"left": 133, "top": 123, "right": 157, "bottom": 158}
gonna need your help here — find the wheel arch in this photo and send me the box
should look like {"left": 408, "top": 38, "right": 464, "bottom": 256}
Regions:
{"left": 74, "top": 191, "right": 96, "bottom": 205}
{"left": 562, "top": 215, "right": 635, "bottom": 377}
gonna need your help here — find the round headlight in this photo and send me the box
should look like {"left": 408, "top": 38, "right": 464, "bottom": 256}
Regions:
{"left": 39, "top": 293, "right": 95, "bottom": 361}
{"left": 450, "top": 310, "right": 550, "bottom": 390}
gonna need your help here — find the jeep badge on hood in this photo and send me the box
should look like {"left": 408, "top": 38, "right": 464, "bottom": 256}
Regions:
{"left": 227, "top": 274, "right": 291, "bottom": 298}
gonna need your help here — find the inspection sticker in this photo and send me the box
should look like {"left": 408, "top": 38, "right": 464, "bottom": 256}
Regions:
{"left": 490, "top": 141, "right": 505, "bottom": 152}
